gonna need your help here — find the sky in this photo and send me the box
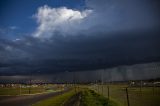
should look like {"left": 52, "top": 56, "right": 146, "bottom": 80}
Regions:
{"left": 0, "top": 0, "right": 160, "bottom": 76}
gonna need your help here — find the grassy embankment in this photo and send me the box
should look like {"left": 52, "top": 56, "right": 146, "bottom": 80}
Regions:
{"left": 80, "top": 89, "right": 118, "bottom": 106}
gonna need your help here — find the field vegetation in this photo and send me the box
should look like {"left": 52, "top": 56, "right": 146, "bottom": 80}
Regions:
{"left": 1, "top": 84, "right": 160, "bottom": 106}
{"left": 90, "top": 84, "right": 160, "bottom": 106}
{"left": 0, "top": 84, "right": 63, "bottom": 95}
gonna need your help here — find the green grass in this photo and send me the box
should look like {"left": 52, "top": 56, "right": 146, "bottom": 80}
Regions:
{"left": 90, "top": 84, "right": 160, "bottom": 106}
{"left": 80, "top": 89, "right": 118, "bottom": 106}
{"left": 32, "top": 90, "right": 76, "bottom": 106}
{"left": 32, "top": 88, "right": 118, "bottom": 106}
{"left": 0, "top": 84, "right": 62, "bottom": 95}
{"left": 0, "top": 87, "right": 47, "bottom": 95}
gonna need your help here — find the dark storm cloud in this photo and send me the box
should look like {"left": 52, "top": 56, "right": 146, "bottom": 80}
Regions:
{"left": 0, "top": 0, "right": 160, "bottom": 76}
{"left": 0, "top": 30, "right": 160, "bottom": 75}
{"left": 84, "top": 0, "right": 160, "bottom": 32}
{"left": 1, "top": 62, "right": 160, "bottom": 83}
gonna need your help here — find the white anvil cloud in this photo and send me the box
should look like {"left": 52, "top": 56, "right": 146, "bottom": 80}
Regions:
{"left": 33, "top": 5, "right": 92, "bottom": 39}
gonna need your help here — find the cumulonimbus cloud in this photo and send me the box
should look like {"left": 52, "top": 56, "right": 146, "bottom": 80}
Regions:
{"left": 33, "top": 5, "right": 92, "bottom": 39}
{"left": 33, "top": 0, "right": 159, "bottom": 40}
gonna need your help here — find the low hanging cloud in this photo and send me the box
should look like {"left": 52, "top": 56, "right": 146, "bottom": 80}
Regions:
{"left": 33, "top": 5, "right": 92, "bottom": 39}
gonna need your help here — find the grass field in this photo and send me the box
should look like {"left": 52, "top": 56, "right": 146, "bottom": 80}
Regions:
{"left": 0, "top": 84, "right": 63, "bottom": 95}
{"left": 1, "top": 84, "right": 160, "bottom": 106}
{"left": 90, "top": 84, "right": 160, "bottom": 106}
{"left": 80, "top": 89, "right": 118, "bottom": 106}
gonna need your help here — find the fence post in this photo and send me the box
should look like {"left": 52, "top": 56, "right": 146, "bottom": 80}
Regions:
{"left": 98, "top": 84, "right": 99, "bottom": 93}
{"left": 153, "top": 82, "right": 155, "bottom": 95}
{"left": 126, "top": 87, "right": 130, "bottom": 106}
{"left": 101, "top": 69, "right": 104, "bottom": 95}
{"left": 108, "top": 85, "right": 110, "bottom": 100}
{"left": 19, "top": 84, "right": 21, "bottom": 95}
{"left": 102, "top": 85, "right": 103, "bottom": 95}
{"left": 140, "top": 80, "right": 142, "bottom": 95}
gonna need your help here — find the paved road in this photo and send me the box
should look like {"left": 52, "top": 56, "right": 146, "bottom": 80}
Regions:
{"left": 0, "top": 89, "right": 70, "bottom": 106}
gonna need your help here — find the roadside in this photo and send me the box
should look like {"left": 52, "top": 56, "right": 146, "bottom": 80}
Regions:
{"left": 0, "top": 88, "right": 70, "bottom": 106}
{"left": 32, "top": 89, "right": 76, "bottom": 106}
